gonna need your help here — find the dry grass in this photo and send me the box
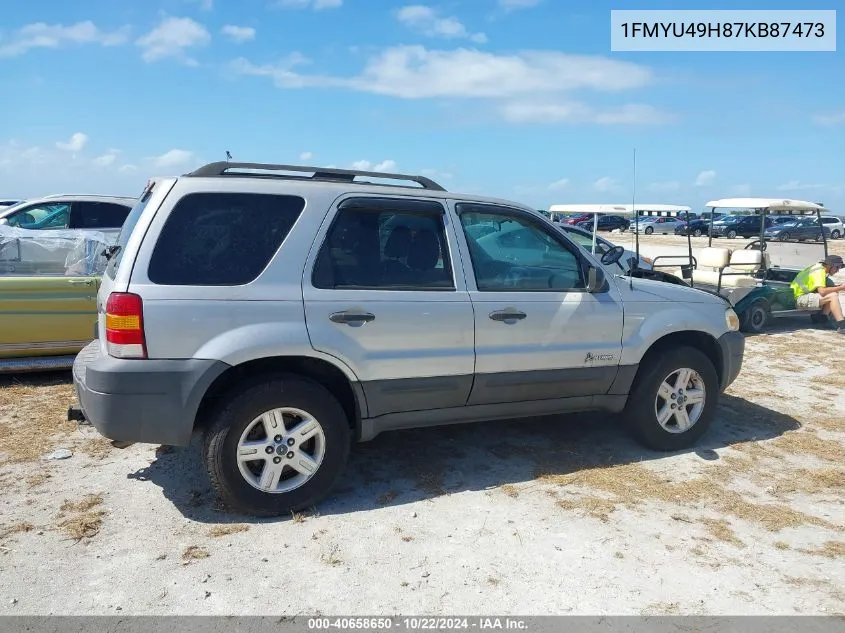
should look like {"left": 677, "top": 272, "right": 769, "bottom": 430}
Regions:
{"left": 774, "top": 541, "right": 790, "bottom": 551}
{"left": 321, "top": 544, "right": 342, "bottom": 566}
{"left": 0, "top": 378, "right": 76, "bottom": 464}
{"left": 500, "top": 484, "right": 519, "bottom": 499}
{"left": 26, "top": 472, "right": 51, "bottom": 488}
{"left": 0, "top": 521, "right": 35, "bottom": 540}
{"left": 797, "top": 541, "right": 845, "bottom": 559}
{"left": 182, "top": 545, "right": 210, "bottom": 561}
{"left": 207, "top": 524, "right": 249, "bottom": 538}
{"left": 540, "top": 461, "right": 834, "bottom": 532}
{"left": 701, "top": 518, "right": 745, "bottom": 548}
{"left": 56, "top": 494, "right": 106, "bottom": 542}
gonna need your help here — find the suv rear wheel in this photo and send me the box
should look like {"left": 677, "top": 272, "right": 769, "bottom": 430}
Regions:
{"left": 623, "top": 347, "right": 718, "bottom": 451}
{"left": 203, "top": 375, "right": 350, "bottom": 516}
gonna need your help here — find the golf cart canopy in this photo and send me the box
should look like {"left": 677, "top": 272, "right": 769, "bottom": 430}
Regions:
{"left": 705, "top": 198, "right": 829, "bottom": 214}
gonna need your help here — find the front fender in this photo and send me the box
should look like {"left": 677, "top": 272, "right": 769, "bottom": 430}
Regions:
{"left": 619, "top": 303, "right": 727, "bottom": 367}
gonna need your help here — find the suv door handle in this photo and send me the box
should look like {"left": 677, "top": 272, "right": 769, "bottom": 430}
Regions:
{"left": 489, "top": 309, "right": 526, "bottom": 322}
{"left": 68, "top": 279, "right": 95, "bottom": 286}
{"left": 329, "top": 311, "right": 375, "bottom": 324}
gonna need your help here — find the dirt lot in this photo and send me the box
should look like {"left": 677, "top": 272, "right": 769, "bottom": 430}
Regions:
{"left": 1, "top": 236, "right": 844, "bottom": 616}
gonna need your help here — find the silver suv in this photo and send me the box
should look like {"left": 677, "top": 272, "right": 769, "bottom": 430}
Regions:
{"left": 69, "top": 162, "right": 745, "bottom": 516}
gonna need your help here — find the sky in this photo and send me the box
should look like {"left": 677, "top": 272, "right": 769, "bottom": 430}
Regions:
{"left": 1, "top": 0, "right": 844, "bottom": 212}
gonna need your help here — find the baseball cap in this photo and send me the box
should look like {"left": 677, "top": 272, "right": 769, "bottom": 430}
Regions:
{"left": 822, "top": 255, "right": 844, "bottom": 268}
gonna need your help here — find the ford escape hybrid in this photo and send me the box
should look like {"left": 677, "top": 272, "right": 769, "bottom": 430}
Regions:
{"left": 69, "top": 162, "right": 745, "bottom": 516}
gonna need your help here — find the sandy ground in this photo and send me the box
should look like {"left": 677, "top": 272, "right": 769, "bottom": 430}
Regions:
{"left": 0, "top": 235, "right": 843, "bottom": 616}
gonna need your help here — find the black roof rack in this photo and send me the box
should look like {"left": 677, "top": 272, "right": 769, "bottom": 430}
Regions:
{"left": 184, "top": 162, "right": 446, "bottom": 191}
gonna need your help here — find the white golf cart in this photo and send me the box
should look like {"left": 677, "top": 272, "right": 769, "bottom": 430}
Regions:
{"left": 685, "top": 198, "right": 832, "bottom": 331}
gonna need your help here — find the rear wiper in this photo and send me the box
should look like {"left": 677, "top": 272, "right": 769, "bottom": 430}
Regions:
{"left": 102, "top": 244, "right": 121, "bottom": 261}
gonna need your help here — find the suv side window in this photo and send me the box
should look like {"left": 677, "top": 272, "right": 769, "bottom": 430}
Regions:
{"left": 71, "top": 201, "right": 131, "bottom": 229}
{"left": 312, "top": 198, "right": 454, "bottom": 291}
{"left": 147, "top": 192, "right": 305, "bottom": 286}
{"left": 457, "top": 203, "right": 586, "bottom": 292}
{"left": 5, "top": 202, "right": 71, "bottom": 229}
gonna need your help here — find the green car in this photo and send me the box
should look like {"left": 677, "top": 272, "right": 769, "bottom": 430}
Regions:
{"left": 1, "top": 228, "right": 109, "bottom": 373}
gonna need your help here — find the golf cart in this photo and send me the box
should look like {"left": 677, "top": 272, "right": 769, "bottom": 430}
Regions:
{"left": 687, "top": 198, "right": 831, "bottom": 332}
{"left": 548, "top": 203, "right": 690, "bottom": 286}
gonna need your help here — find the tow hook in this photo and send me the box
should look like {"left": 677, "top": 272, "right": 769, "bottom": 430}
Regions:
{"left": 67, "top": 405, "right": 88, "bottom": 424}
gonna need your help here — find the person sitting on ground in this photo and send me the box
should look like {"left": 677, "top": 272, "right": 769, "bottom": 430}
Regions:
{"left": 791, "top": 255, "right": 845, "bottom": 333}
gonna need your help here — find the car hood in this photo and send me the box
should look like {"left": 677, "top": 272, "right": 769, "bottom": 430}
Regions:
{"left": 614, "top": 275, "right": 729, "bottom": 305}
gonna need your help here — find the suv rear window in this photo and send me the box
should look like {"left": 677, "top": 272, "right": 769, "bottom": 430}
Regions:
{"left": 148, "top": 192, "right": 305, "bottom": 286}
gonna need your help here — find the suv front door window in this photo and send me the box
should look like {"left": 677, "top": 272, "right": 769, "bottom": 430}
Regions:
{"left": 455, "top": 203, "right": 624, "bottom": 405}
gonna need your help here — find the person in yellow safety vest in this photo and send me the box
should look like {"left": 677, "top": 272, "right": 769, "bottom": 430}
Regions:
{"left": 790, "top": 255, "right": 845, "bottom": 333}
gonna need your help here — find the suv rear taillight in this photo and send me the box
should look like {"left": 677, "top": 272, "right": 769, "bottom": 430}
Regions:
{"left": 105, "top": 292, "right": 147, "bottom": 359}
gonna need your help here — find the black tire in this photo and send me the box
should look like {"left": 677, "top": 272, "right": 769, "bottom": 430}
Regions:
{"left": 832, "top": 230, "right": 841, "bottom": 240}
{"left": 644, "top": 226, "right": 654, "bottom": 235}
{"left": 815, "top": 233, "right": 823, "bottom": 242}
{"left": 726, "top": 229, "right": 737, "bottom": 239}
{"left": 203, "top": 374, "right": 351, "bottom": 517}
{"left": 740, "top": 300, "right": 769, "bottom": 333}
{"left": 779, "top": 232, "right": 790, "bottom": 241}
{"left": 623, "top": 347, "right": 719, "bottom": 452}
{"left": 693, "top": 228, "right": 702, "bottom": 237}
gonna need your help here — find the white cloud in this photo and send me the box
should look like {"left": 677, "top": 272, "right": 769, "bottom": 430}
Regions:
{"left": 694, "top": 170, "right": 716, "bottom": 187}
{"left": 396, "top": 5, "right": 487, "bottom": 43}
{"left": 548, "top": 178, "right": 570, "bottom": 190}
{"left": 813, "top": 111, "right": 845, "bottom": 126}
{"left": 0, "top": 21, "right": 129, "bottom": 58}
{"left": 190, "top": 0, "right": 214, "bottom": 10}
{"left": 56, "top": 132, "right": 89, "bottom": 152}
{"left": 299, "top": 151, "right": 314, "bottom": 161}
{"left": 593, "top": 177, "right": 617, "bottom": 192}
{"left": 499, "top": 101, "right": 672, "bottom": 125}
{"left": 221, "top": 25, "right": 256, "bottom": 42}
{"left": 229, "top": 45, "right": 653, "bottom": 100}
{"left": 776, "top": 181, "right": 841, "bottom": 195}
{"left": 93, "top": 149, "right": 120, "bottom": 167}
{"left": 647, "top": 181, "right": 681, "bottom": 192}
{"left": 350, "top": 160, "right": 397, "bottom": 172}
{"left": 151, "top": 149, "right": 195, "bottom": 168}
{"left": 499, "top": 0, "right": 543, "bottom": 10}
{"left": 136, "top": 17, "right": 210, "bottom": 65}
{"left": 275, "top": 0, "right": 342, "bottom": 9}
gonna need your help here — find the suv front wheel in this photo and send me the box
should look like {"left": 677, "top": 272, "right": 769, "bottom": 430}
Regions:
{"left": 203, "top": 375, "right": 351, "bottom": 516}
{"left": 623, "top": 347, "right": 719, "bottom": 451}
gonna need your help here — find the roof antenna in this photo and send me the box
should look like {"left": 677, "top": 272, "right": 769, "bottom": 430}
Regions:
{"left": 630, "top": 147, "right": 637, "bottom": 290}
{"left": 225, "top": 150, "right": 232, "bottom": 162}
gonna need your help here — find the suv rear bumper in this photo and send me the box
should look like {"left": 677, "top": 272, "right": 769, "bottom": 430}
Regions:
{"left": 72, "top": 341, "right": 229, "bottom": 446}
{"left": 717, "top": 330, "right": 744, "bottom": 391}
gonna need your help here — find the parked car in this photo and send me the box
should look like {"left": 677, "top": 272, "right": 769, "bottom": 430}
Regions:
{"left": 0, "top": 199, "right": 22, "bottom": 208}
{"left": 555, "top": 224, "right": 651, "bottom": 272}
{"left": 559, "top": 213, "right": 595, "bottom": 226}
{"left": 1, "top": 228, "right": 109, "bottom": 372}
{"left": 0, "top": 194, "right": 134, "bottom": 233}
{"left": 69, "top": 163, "right": 744, "bottom": 516}
{"left": 675, "top": 219, "right": 711, "bottom": 237}
{"left": 630, "top": 216, "right": 683, "bottom": 235}
{"left": 763, "top": 217, "right": 828, "bottom": 242}
{"left": 709, "top": 215, "right": 773, "bottom": 239}
{"left": 575, "top": 214, "right": 630, "bottom": 232}
{"left": 820, "top": 216, "right": 844, "bottom": 239}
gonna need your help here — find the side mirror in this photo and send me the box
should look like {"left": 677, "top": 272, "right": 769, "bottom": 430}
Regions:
{"left": 626, "top": 256, "right": 639, "bottom": 271}
{"left": 600, "top": 245, "right": 625, "bottom": 266}
{"left": 587, "top": 265, "right": 606, "bottom": 293}
{"left": 0, "top": 218, "right": 8, "bottom": 225}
